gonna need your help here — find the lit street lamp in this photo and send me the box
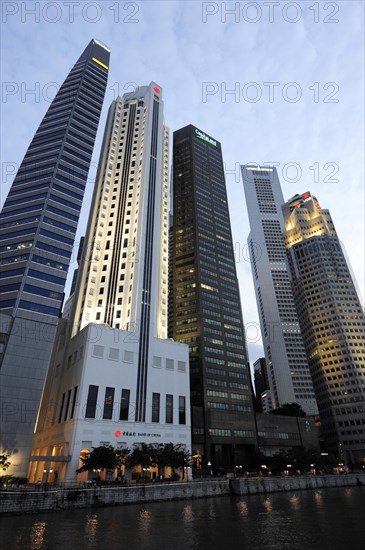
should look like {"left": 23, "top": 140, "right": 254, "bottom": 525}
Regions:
{"left": 43, "top": 468, "right": 53, "bottom": 486}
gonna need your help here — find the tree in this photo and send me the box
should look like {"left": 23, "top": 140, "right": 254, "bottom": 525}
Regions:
{"left": 271, "top": 402, "right": 307, "bottom": 418}
{"left": 0, "top": 454, "right": 11, "bottom": 471}
{"left": 76, "top": 445, "right": 117, "bottom": 474}
{"left": 155, "top": 443, "right": 191, "bottom": 478}
{"left": 127, "top": 443, "right": 156, "bottom": 473}
{"left": 115, "top": 448, "right": 130, "bottom": 477}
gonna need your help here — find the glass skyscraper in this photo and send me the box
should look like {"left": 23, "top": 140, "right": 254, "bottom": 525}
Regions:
{"left": 170, "top": 125, "right": 257, "bottom": 471}
{"left": 0, "top": 39, "right": 110, "bottom": 475}
{"left": 283, "top": 192, "right": 365, "bottom": 464}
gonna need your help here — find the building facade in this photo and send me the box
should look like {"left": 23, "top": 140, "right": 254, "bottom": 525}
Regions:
{"left": 253, "top": 357, "right": 270, "bottom": 412}
{"left": 0, "top": 39, "right": 110, "bottom": 475}
{"left": 256, "top": 413, "right": 319, "bottom": 457}
{"left": 29, "top": 84, "right": 191, "bottom": 483}
{"left": 170, "top": 125, "right": 257, "bottom": 471}
{"left": 283, "top": 192, "right": 365, "bottom": 464}
{"left": 241, "top": 165, "right": 318, "bottom": 416}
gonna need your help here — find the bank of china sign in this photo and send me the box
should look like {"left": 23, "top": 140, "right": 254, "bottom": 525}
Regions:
{"left": 195, "top": 128, "right": 217, "bottom": 147}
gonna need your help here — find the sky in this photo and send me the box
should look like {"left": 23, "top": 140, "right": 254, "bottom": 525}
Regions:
{"left": 1, "top": 0, "right": 364, "bottom": 366}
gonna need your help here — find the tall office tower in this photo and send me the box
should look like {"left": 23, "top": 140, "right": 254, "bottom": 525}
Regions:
{"left": 283, "top": 192, "right": 365, "bottom": 463}
{"left": 253, "top": 357, "right": 270, "bottom": 412}
{"left": 241, "top": 166, "right": 318, "bottom": 416}
{"left": 171, "top": 125, "right": 257, "bottom": 471}
{"left": 0, "top": 39, "right": 110, "bottom": 475}
{"left": 29, "top": 84, "right": 190, "bottom": 483}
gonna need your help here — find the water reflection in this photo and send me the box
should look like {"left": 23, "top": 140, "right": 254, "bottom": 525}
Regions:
{"left": 263, "top": 497, "right": 273, "bottom": 513}
{"left": 289, "top": 495, "right": 300, "bottom": 511}
{"left": 139, "top": 509, "right": 152, "bottom": 534}
{"left": 182, "top": 504, "right": 194, "bottom": 524}
{"left": 30, "top": 521, "right": 47, "bottom": 550}
{"left": 206, "top": 500, "right": 216, "bottom": 520}
{"left": 237, "top": 500, "right": 248, "bottom": 518}
{"left": 2, "top": 488, "right": 365, "bottom": 550}
{"left": 85, "top": 514, "right": 98, "bottom": 548}
{"left": 314, "top": 491, "right": 323, "bottom": 509}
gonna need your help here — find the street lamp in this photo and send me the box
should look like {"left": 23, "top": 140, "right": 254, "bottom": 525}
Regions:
{"left": 43, "top": 468, "right": 53, "bottom": 485}
{"left": 207, "top": 461, "right": 213, "bottom": 476}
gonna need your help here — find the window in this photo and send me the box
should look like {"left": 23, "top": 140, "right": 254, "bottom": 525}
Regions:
{"left": 153, "top": 356, "right": 162, "bottom": 368}
{"left": 28, "top": 269, "right": 66, "bottom": 285}
{"left": 120, "top": 389, "right": 130, "bottom": 421}
{"left": 152, "top": 392, "right": 160, "bottom": 423}
{"left": 124, "top": 350, "right": 133, "bottom": 363}
{"left": 85, "top": 385, "right": 98, "bottom": 418}
{"left": 92, "top": 345, "right": 104, "bottom": 358}
{"left": 70, "top": 386, "right": 78, "bottom": 419}
{"left": 109, "top": 348, "right": 119, "bottom": 361}
{"left": 58, "top": 393, "right": 65, "bottom": 423}
{"left": 166, "top": 394, "right": 173, "bottom": 424}
{"left": 103, "top": 387, "right": 115, "bottom": 419}
{"left": 18, "top": 300, "right": 60, "bottom": 316}
{"left": 166, "top": 358, "right": 174, "bottom": 370}
{"left": 178, "top": 361, "right": 186, "bottom": 372}
{"left": 64, "top": 389, "right": 71, "bottom": 421}
{"left": 179, "top": 396, "right": 186, "bottom": 424}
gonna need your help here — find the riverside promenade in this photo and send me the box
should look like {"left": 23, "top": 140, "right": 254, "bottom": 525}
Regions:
{"left": 1, "top": 473, "right": 364, "bottom": 516}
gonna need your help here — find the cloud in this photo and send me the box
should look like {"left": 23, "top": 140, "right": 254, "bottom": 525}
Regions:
{"left": 1, "top": 0, "right": 364, "bottom": 365}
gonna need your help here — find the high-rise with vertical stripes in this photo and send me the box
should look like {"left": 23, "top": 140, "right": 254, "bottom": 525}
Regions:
{"left": 241, "top": 165, "right": 318, "bottom": 416}
{"left": 0, "top": 39, "right": 110, "bottom": 475}
{"left": 28, "top": 84, "right": 190, "bottom": 484}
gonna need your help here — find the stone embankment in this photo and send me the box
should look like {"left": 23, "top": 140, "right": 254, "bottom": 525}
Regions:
{"left": 1, "top": 474, "right": 364, "bottom": 516}
{"left": 230, "top": 472, "right": 365, "bottom": 495}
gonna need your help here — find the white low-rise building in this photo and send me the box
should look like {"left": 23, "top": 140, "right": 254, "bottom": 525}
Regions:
{"left": 29, "top": 323, "right": 190, "bottom": 483}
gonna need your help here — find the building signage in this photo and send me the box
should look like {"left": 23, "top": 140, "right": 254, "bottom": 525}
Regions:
{"left": 195, "top": 128, "right": 217, "bottom": 147}
{"left": 117, "top": 431, "right": 162, "bottom": 438}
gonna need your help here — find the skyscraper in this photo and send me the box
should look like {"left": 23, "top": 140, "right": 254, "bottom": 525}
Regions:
{"left": 253, "top": 357, "right": 270, "bottom": 412}
{"left": 171, "top": 126, "right": 257, "bottom": 471}
{"left": 241, "top": 165, "right": 318, "bottom": 416}
{"left": 283, "top": 192, "right": 365, "bottom": 463}
{"left": 0, "top": 39, "right": 110, "bottom": 475}
{"left": 29, "top": 84, "right": 190, "bottom": 483}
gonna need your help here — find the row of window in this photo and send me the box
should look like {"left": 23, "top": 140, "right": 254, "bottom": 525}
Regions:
{"left": 208, "top": 428, "right": 255, "bottom": 438}
{"left": 83, "top": 385, "right": 187, "bottom": 425}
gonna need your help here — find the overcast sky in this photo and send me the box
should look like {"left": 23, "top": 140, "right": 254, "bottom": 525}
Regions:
{"left": 1, "top": 0, "right": 364, "bottom": 365}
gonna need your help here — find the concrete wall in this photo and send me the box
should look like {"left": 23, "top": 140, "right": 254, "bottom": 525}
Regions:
{"left": 0, "top": 480, "right": 230, "bottom": 515}
{"left": 231, "top": 473, "right": 365, "bottom": 495}
{"left": 1, "top": 475, "right": 364, "bottom": 516}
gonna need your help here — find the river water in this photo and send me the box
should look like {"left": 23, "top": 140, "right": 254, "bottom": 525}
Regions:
{"left": 2, "top": 487, "right": 365, "bottom": 550}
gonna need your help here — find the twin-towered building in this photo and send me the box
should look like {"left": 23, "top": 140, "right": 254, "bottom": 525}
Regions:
{"left": 1, "top": 41, "right": 364, "bottom": 480}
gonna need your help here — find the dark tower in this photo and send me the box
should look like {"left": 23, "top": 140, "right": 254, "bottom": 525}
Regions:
{"left": 171, "top": 125, "right": 257, "bottom": 472}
